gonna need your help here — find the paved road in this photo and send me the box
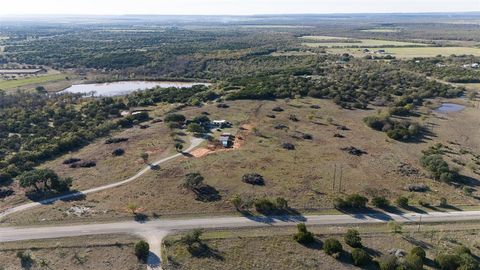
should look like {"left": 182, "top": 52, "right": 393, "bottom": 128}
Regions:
{"left": 0, "top": 137, "right": 204, "bottom": 220}
{"left": 1, "top": 211, "right": 480, "bottom": 269}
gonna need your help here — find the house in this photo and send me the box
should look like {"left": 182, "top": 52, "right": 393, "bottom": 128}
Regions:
{"left": 375, "top": 49, "right": 386, "bottom": 54}
{"left": 219, "top": 133, "right": 233, "bottom": 147}
{"left": 211, "top": 120, "right": 232, "bottom": 128}
{"left": 472, "top": 63, "right": 479, "bottom": 68}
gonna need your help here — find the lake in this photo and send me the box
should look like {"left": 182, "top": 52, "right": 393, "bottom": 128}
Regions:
{"left": 434, "top": 103, "right": 466, "bottom": 113}
{"left": 60, "top": 81, "right": 211, "bottom": 96}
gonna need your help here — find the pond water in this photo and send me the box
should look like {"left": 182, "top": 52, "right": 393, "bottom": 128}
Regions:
{"left": 60, "top": 81, "right": 210, "bottom": 96}
{"left": 434, "top": 103, "right": 466, "bottom": 113}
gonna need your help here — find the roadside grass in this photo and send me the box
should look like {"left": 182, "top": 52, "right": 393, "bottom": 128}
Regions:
{"left": 327, "top": 46, "right": 480, "bottom": 58}
{"left": 162, "top": 222, "right": 480, "bottom": 270}
{"left": 5, "top": 97, "right": 480, "bottom": 226}
{"left": 0, "top": 234, "right": 144, "bottom": 270}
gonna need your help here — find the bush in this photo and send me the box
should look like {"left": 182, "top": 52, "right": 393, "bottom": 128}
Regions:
{"left": 62, "top": 158, "right": 81, "bottom": 164}
{"left": 293, "top": 223, "right": 315, "bottom": 244}
{"left": 396, "top": 196, "right": 409, "bottom": 208}
{"left": 344, "top": 229, "right": 362, "bottom": 248}
{"left": 112, "top": 148, "right": 125, "bottom": 156}
{"left": 164, "top": 113, "right": 186, "bottom": 123}
{"left": 379, "top": 255, "right": 398, "bottom": 270}
{"left": 323, "top": 238, "right": 342, "bottom": 256}
{"left": 352, "top": 248, "right": 371, "bottom": 266}
{"left": 371, "top": 196, "right": 390, "bottom": 208}
{"left": 420, "top": 154, "right": 457, "bottom": 182}
{"left": 435, "top": 254, "right": 461, "bottom": 270}
{"left": 282, "top": 142, "right": 295, "bottom": 150}
{"left": 254, "top": 198, "right": 276, "bottom": 213}
{"left": 105, "top": 137, "right": 128, "bottom": 144}
{"left": 334, "top": 194, "right": 368, "bottom": 209}
{"left": 347, "top": 194, "right": 368, "bottom": 208}
{"left": 0, "top": 172, "right": 12, "bottom": 186}
{"left": 439, "top": 197, "right": 448, "bottom": 207}
{"left": 134, "top": 240, "right": 150, "bottom": 262}
{"left": 242, "top": 173, "right": 265, "bottom": 185}
{"left": 404, "top": 253, "right": 423, "bottom": 270}
{"left": 186, "top": 123, "right": 205, "bottom": 134}
{"left": 410, "top": 247, "right": 426, "bottom": 260}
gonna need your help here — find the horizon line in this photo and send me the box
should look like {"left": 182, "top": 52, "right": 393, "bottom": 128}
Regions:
{"left": 1, "top": 11, "right": 480, "bottom": 17}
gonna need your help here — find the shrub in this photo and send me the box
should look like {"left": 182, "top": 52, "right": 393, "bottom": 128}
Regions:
{"left": 105, "top": 137, "right": 128, "bottom": 144}
{"left": 439, "top": 197, "right": 448, "bottom": 207}
{"left": 164, "top": 113, "right": 186, "bottom": 123}
{"left": 0, "top": 172, "right": 12, "bottom": 186}
{"left": 186, "top": 123, "right": 205, "bottom": 134}
{"left": 242, "top": 173, "right": 265, "bottom": 185}
{"left": 62, "top": 158, "right": 81, "bottom": 164}
{"left": 410, "top": 247, "right": 426, "bottom": 260}
{"left": 282, "top": 143, "right": 295, "bottom": 150}
{"left": 334, "top": 194, "right": 368, "bottom": 209}
{"left": 420, "top": 154, "right": 457, "bottom": 182}
{"left": 112, "top": 148, "right": 125, "bottom": 156}
{"left": 371, "top": 196, "right": 390, "bottom": 208}
{"left": 293, "top": 223, "right": 315, "bottom": 244}
{"left": 134, "top": 240, "right": 150, "bottom": 262}
{"left": 323, "top": 238, "right": 342, "bottom": 256}
{"left": 404, "top": 253, "right": 423, "bottom": 270}
{"left": 435, "top": 254, "right": 461, "bottom": 270}
{"left": 379, "top": 255, "right": 398, "bottom": 270}
{"left": 347, "top": 194, "right": 368, "bottom": 208}
{"left": 184, "top": 172, "right": 204, "bottom": 191}
{"left": 275, "top": 197, "right": 288, "bottom": 209}
{"left": 352, "top": 248, "right": 371, "bottom": 266}
{"left": 396, "top": 196, "right": 409, "bottom": 208}
{"left": 344, "top": 229, "right": 362, "bottom": 248}
{"left": 254, "top": 198, "right": 276, "bottom": 213}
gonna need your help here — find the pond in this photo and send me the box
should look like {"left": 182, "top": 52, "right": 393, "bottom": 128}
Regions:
{"left": 434, "top": 103, "right": 466, "bottom": 113}
{"left": 60, "top": 81, "right": 211, "bottom": 96}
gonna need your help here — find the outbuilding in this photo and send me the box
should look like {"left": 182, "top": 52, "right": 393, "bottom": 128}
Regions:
{"left": 219, "top": 133, "right": 233, "bottom": 147}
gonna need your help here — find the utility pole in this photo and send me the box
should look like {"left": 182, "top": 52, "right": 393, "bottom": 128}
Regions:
{"left": 332, "top": 164, "right": 336, "bottom": 191}
{"left": 339, "top": 166, "right": 343, "bottom": 193}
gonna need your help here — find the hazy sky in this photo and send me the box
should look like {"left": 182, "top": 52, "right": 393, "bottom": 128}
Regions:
{"left": 0, "top": 0, "right": 478, "bottom": 15}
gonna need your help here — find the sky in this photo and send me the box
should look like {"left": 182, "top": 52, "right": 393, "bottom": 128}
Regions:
{"left": 0, "top": 0, "right": 478, "bottom": 15}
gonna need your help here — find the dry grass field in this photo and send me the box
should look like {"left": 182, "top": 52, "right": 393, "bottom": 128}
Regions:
{"left": 301, "top": 35, "right": 427, "bottom": 47}
{"left": 327, "top": 47, "right": 480, "bottom": 58}
{"left": 4, "top": 96, "right": 480, "bottom": 225}
{"left": 0, "top": 234, "right": 145, "bottom": 270}
{"left": 162, "top": 222, "right": 480, "bottom": 270}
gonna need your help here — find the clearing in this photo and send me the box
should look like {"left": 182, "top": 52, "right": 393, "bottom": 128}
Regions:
{"left": 328, "top": 47, "right": 480, "bottom": 58}
{"left": 5, "top": 97, "right": 480, "bottom": 225}
{"left": 0, "top": 234, "right": 145, "bottom": 269}
{"left": 300, "top": 35, "right": 427, "bottom": 47}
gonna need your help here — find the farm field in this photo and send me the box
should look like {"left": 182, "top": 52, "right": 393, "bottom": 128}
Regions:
{"left": 163, "top": 222, "right": 480, "bottom": 270}
{"left": 0, "top": 72, "right": 73, "bottom": 92}
{"left": 328, "top": 46, "right": 480, "bottom": 58}
{"left": 300, "top": 35, "right": 427, "bottom": 47}
{"left": 4, "top": 96, "right": 480, "bottom": 226}
{"left": 0, "top": 234, "right": 145, "bottom": 270}
{"left": 360, "top": 28, "right": 402, "bottom": 33}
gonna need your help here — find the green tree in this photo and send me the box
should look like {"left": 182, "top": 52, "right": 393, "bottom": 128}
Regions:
{"left": 293, "top": 223, "right": 315, "bottom": 244}
{"left": 275, "top": 197, "right": 288, "bottom": 209}
{"left": 164, "top": 113, "right": 186, "bottom": 123}
{"left": 184, "top": 172, "right": 204, "bottom": 191}
{"left": 404, "top": 253, "right": 423, "bottom": 270}
{"left": 231, "top": 195, "right": 243, "bottom": 210}
{"left": 134, "top": 240, "right": 150, "bottom": 262}
{"left": 396, "top": 196, "right": 409, "bottom": 208}
{"left": 186, "top": 123, "right": 205, "bottom": 134}
{"left": 174, "top": 142, "right": 183, "bottom": 152}
{"left": 323, "top": 238, "right": 342, "bottom": 256}
{"left": 351, "top": 248, "right": 371, "bottom": 266}
{"left": 344, "top": 229, "right": 362, "bottom": 248}
{"left": 140, "top": 152, "right": 149, "bottom": 164}
{"left": 379, "top": 255, "right": 398, "bottom": 270}
{"left": 372, "top": 196, "right": 390, "bottom": 208}
{"left": 410, "top": 247, "right": 426, "bottom": 260}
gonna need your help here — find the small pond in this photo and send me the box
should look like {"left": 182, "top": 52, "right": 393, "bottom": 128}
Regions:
{"left": 60, "top": 81, "right": 211, "bottom": 96}
{"left": 434, "top": 103, "right": 466, "bottom": 113}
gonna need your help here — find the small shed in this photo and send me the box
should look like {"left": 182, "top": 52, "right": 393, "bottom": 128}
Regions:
{"left": 219, "top": 133, "right": 233, "bottom": 148}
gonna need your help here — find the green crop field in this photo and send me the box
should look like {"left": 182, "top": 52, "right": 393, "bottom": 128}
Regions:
{"left": 0, "top": 73, "right": 68, "bottom": 90}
